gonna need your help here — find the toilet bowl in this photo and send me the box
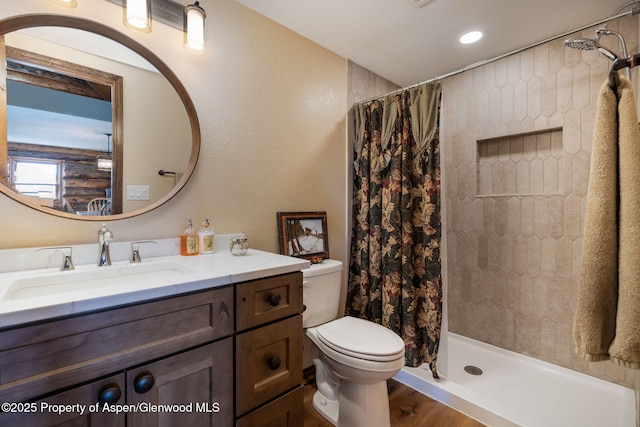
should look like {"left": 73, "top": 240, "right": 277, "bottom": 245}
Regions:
{"left": 303, "top": 260, "right": 405, "bottom": 427}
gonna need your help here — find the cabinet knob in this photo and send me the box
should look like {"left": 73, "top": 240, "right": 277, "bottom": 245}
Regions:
{"left": 268, "top": 356, "right": 281, "bottom": 371}
{"left": 133, "top": 372, "right": 155, "bottom": 394}
{"left": 269, "top": 293, "right": 281, "bottom": 307}
{"left": 98, "top": 384, "right": 122, "bottom": 404}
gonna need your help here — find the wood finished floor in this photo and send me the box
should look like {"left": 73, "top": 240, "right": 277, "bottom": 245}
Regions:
{"left": 303, "top": 377, "right": 485, "bottom": 427}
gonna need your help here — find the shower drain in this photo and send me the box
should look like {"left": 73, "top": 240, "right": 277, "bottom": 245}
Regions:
{"left": 464, "top": 365, "right": 483, "bottom": 375}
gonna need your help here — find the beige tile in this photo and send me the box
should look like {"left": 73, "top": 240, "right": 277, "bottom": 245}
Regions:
{"left": 548, "top": 40, "right": 566, "bottom": 73}
{"left": 572, "top": 149, "right": 590, "bottom": 198}
{"left": 543, "top": 157, "right": 559, "bottom": 194}
{"left": 499, "top": 234, "right": 514, "bottom": 272}
{"left": 513, "top": 236, "right": 528, "bottom": 275}
{"left": 564, "top": 194, "right": 582, "bottom": 241}
{"left": 533, "top": 197, "right": 549, "bottom": 238}
{"left": 523, "top": 134, "right": 537, "bottom": 160}
{"left": 556, "top": 67, "right": 573, "bottom": 114}
{"left": 550, "top": 129, "right": 563, "bottom": 158}
{"left": 462, "top": 198, "right": 473, "bottom": 233}
{"left": 549, "top": 196, "right": 564, "bottom": 239}
{"left": 530, "top": 157, "right": 544, "bottom": 193}
{"left": 541, "top": 72, "right": 558, "bottom": 117}
{"left": 483, "top": 198, "right": 496, "bottom": 234}
{"left": 527, "top": 76, "right": 542, "bottom": 120}
{"left": 477, "top": 233, "right": 489, "bottom": 270}
{"left": 516, "top": 159, "right": 531, "bottom": 194}
{"left": 492, "top": 163, "right": 506, "bottom": 194}
{"left": 472, "top": 198, "right": 484, "bottom": 233}
{"left": 540, "top": 236, "right": 557, "bottom": 278}
{"left": 519, "top": 274, "right": 534, "bottom": 314}
{"left": 527, "top": 236, "right": 542, "bottom": 278}
{"left": 520, "top": 49, "right": 535, "bottom": 81}
{"left": 571, "top": 62, "right": 591, "bottom": 110}
{"left": 507, "top": 197, "right": 521, "bottom": 236}
{"left": 504, "top": 160, "right": 517, "bottom": 194}
{"left": 533, "top": 43, "right": 549, "bottom": 77}
{"left": 536, "top": 132, "right": 551, "bottom": 159}
{"left": 514, "top": 80, "right": 528, "bottom": 122}
{"left": 520, "top": 197, "right": 534, "bottom": 237}
{"left": 501, "top": 84, "right": 515, "bottom": 124}
{"left": 495, "top": 58, "right": 508, "bottom": 88}
{"left": 563, "top": 108, "right": 582, "bottom": 155}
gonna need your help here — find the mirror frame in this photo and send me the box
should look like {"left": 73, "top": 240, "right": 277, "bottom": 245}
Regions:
{"left": 0, "top": 14, "right": 200, "bottom": 221}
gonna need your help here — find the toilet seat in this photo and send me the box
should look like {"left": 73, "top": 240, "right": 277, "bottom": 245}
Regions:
{"left": 316, "top": 316, "right": 405, "bottom": 362}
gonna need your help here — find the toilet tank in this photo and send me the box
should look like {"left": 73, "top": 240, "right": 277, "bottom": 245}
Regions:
{"left": 302, "top": 259, "right": 343, "bottom": 328}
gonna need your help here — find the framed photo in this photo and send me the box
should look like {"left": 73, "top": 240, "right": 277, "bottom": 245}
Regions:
{"left": 277, "top": 211, "right": 329, "bottom": 260}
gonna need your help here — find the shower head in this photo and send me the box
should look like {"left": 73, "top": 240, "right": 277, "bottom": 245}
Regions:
{"left": 595, "top": 29, "right": 629, "bottom": 57}
{"left": 598, "top": 46, "right": 618, "bottom": 61}
{"left": 564, "top": 32, "right": 622, "bottom": 63}
{"left": 563, "top": 37, "right": 598, "bottom": 50}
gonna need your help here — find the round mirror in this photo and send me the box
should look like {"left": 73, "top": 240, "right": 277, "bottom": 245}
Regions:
{"left": 0, "top": 15, "right": 200, "bottom": 220}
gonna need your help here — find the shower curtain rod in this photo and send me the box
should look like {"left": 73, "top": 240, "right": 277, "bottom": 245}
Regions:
{"left": 353, "top": 9, "right": 636, "bottom": 106}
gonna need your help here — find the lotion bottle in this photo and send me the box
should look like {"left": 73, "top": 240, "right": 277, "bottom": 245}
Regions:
{"left": 180, "top": 219, "right": 199, "bottom": 256}
{"left": 198, "top": 218, "right": 215, "bottom": 254}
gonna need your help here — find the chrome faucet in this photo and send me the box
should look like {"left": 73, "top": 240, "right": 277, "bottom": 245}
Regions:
{"left": 36, "top": 246, "right": 74, "bottom": 271}
{"left": 97, "top": 223, "right": 114, "bottom": 267}
{"left": 130, "top": 240, "right": 156, "bottom": 263}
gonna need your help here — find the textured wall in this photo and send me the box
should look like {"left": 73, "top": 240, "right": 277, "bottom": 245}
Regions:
{"left": 443, "top": 16, "right": 638, "bottom": 387}
{"left": 0, "top": 0, "right": 348, "bottom": 267}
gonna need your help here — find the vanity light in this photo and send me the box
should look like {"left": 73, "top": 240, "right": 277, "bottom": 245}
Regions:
{"left": 50, "top": 0, "right": 77, "bottom": 7}
{"left": 185, "top": 1, "right": 206, "bottom": 51}
{"left": 124, "top": 0, "right": 152, "bottom": 33}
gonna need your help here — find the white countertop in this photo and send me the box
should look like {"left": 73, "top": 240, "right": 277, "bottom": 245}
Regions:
{"left": 0, "top": 244, "right": 310, "bottom": 329}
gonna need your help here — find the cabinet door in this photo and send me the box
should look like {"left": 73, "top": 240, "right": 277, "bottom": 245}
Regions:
{"left": 127, "top": 339, "right": 233, "bottom": 427}
{"left": 236, "top": 315, "right": 303, "bottom": 416}
{"left": 235, "top": 387, "right": 303, "bottom": 427}
{"left": 0, "top": 373, "right": 125, "bottom": 427}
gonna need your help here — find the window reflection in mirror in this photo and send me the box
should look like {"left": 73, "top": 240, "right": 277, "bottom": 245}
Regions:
{"left": 0, "top": 24, "right": 193, "bottom": 217}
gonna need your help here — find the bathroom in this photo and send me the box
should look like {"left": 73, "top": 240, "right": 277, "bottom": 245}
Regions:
{"left": 0, "top": 0, "right": 639, "bottom": 426}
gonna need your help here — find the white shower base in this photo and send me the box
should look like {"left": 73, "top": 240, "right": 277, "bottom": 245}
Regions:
{"left": 394, "top": 333, "right": 636, "bottom": 427}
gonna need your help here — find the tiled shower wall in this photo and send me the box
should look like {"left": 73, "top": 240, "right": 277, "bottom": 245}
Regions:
{"left": 443, "top": 16, "right": 638, "bottom": 387}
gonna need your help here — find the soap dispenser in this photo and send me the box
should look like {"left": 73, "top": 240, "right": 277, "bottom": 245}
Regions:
{"left": 180, "top": 219, "right": 199, "bottom": 256}
{"left": 198, "top": 218, "right": 215, "bottom": 254}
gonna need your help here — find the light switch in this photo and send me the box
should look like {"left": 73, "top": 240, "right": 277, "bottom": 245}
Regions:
{"left": 127, "top": 185, "right": 150, "bottom": 200}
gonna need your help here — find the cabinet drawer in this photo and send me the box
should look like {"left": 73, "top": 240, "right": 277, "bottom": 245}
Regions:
{"left": 236, "top": 272, "right": 302, "bottom": 331}
{"left": 0, "top": 285, "right": 233, "bottom": 404}
{"left": 235, "top": 386, "right": 303, "bottom": 427}
{"left": 236, "top": 315, "right": 303, "bottom": 416}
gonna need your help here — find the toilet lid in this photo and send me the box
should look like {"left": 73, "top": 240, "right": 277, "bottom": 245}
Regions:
{"left": 316, "top": 316, "right": 405, "bottom": 362}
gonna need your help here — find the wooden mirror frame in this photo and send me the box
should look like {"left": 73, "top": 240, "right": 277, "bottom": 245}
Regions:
{"left": 0, "top": 14, "right": 200, "bottom": 221}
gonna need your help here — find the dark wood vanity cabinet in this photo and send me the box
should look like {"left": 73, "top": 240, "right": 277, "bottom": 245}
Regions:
{"left": 235, "top": 272, "right": 304, "bottom": 426}
{"left": 0, "top": 271, "right": 304, "bottom": 427}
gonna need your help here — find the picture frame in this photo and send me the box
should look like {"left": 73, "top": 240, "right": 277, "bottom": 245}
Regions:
{"left": 277, "top": 211, "right": 329, "bottom": 260}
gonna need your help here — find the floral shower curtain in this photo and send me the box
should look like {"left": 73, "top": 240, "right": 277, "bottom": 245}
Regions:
{"left": 346, "top": 82, "right": 443, "bottom": 377}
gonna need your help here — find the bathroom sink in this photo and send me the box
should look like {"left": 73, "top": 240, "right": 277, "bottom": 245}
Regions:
{"left": 3, "top": 262, "right": 198, "bottom": 301}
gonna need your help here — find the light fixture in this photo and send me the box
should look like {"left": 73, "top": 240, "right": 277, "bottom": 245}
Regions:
{"left": 50, "top": 0, "right": 77, "bottom": 7}
{"left": 185, "top": 1, "right": 206, "bottom": 51}
{"left": 459, "top": 30, "right": 484, "bottom": 45}
{"left": 105, "top": 0, "right": 207, "bottom": 51}
{"left": 97, "top": 133, "right": 113, "bottom": 171}
{"left": 124, "top": 0, "right": 152, "bottom": 33}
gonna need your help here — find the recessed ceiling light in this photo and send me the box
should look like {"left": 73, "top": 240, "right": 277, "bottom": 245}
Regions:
{"left": 459, "top": 30, "right": 484, "bottom": 44}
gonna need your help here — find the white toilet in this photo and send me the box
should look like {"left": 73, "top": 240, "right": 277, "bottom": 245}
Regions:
{"left": 303, "top": 259, "right": 405, "bottom": 427}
